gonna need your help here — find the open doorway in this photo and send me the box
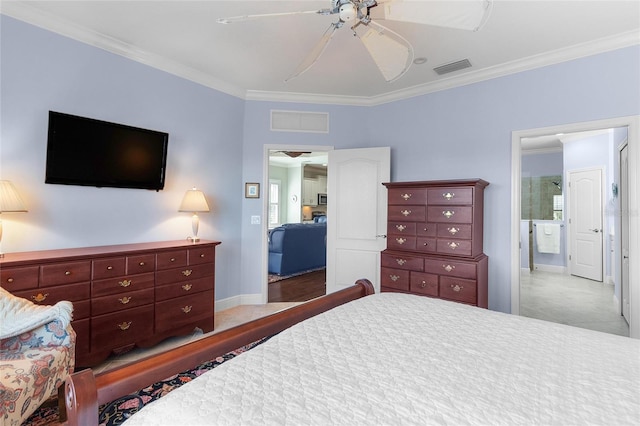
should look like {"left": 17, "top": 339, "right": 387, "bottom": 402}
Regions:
{"left": 512, "top": 117, "right": 639, "bottom": 338}
{"left": 265, "top": 147, "right": 329, "bottom": 303}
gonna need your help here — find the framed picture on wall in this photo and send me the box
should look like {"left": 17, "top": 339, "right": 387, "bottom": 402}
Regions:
{"left": 245, "top": 182, "right": 260, "bottom": 198}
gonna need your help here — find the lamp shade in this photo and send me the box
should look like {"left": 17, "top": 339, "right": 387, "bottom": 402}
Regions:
{"left": 0, "top": 180, "right": 27, "bottom": 212}
{"left": 178, "top": 187, "right": 210, "bottom": 213}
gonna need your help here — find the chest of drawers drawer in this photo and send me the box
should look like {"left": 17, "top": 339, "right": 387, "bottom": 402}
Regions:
{"left": 188, "top": 247, "right": 216, "bottom": 265}
{"left": 156, "top": 249, "right": 187, "bottom": 270}
{"left": 91, "top": 287, "right": 155, "bottom": 316}
{"left": 92, "top": 257, "right": 126, "bottom": 280}
{"left": 12, "top": 282, "right": 91, "bottom": 320}
{"left": 424, "top": 258, "right": 477, "bottom": 279}
{"left": 155, "top": 276, "right": 214, "bottom": 302}
{"left": 409, "top": 272, "right": 439, "bottom": 297}
{"left": 155, "top": 290, "right": 213, "bottom": 333}
{"left": 91, "top": 305, "right": 154, "bottom": 351}
{"left": 92, "top": 273, "right": 155, "bottom": 297}
{"left": 427, "top": 187, "right": 473, "bottom": 205}
{"left": 380, "top": 267, "right": 410, "bottom": 291}
{"left": 440, "top": 276, "right": 477, "bottom": 304}
{"left": 40, "top": 261, "right": 91, "bottom": 287}
{"left": 387, "top": 221, "right": 417, "bottom": 236}
{"left": 427, "top": 206, "right": 473, "bottom": 223}
{"left": 127, "top": 254, "right": 156, "bottom": 274}
{"left": 155, "top": 262, "right": 214, "bottom": 286}
{"left": 0, "top": 266, "right": 39, "bottom": 291}
{"left": 381, "top": 253, "right": 423, "bottom": 271}
{"left": 388, "top": 205, "right": 426, "bottom": 222}
{"left": 387, "top": 187, "right": 427, "bottom": 205}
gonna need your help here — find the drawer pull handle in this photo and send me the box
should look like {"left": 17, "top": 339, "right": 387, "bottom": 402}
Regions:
{"left": 182, "top": 284, "right": 193, "bottom": 291}
{"left": 390, "top": 275, "right": 400, "bottom": 282}
{"left": 200, "top": 254, "right": 205, "bottom": 258}
{"left": 32, "top": 293, "right": 48, "bottom": 302}
{"left": 421, "top": 281, "right": 427, "bottom": 288}
{"left": 401, "top": 210, "right": 411, "bottom": 217}
{"left": 447, "top": 227, "right": 460, "bottom": 235}
{"left": 139, "top": 262, "right": 146, "bottom": 266}
{"left": 107, "top": 266, "right": 113, "bottom": 270}
{"left": 395, "top": 259, "right": 407, "bottom": 266}
{"left": 65, "top": 271, "right": 71, "bottom": 276}
{"left": 400, "top": 193, "right": 412, "bottom": 201}
{"left": 451, "top": 284, "right": 463, "bottom": 292}
{"left": 118, "top": 321, "right": 132, "bottom": 331}
{"left": 7, "top": 278, "right": 14, "bottom": 283}
{"left": 395, "top": 238, "right": 406, "bottom": 245}
{"left": 423, "top": 227, "right": 429, "bottom": 232}
{"left": 119, "top": 297, "right": 131, "bottom": 305}
{"left": 181, "top": 305, "right": 193, "bottom": 313}
{"left": 395, "top": 224, "right": 407, "bottom": 232}
{"left": 443, "top": 264, "right": 455, "bottom": 272}
{"left": 423, "top": 242, "right": 429, "bottom": 246}
{"left": 443, "top": 192, "right": 455, "bottom": 200}
{"left": 170, "top": 258, "right": 176, "bottom": 262}
{"left": 448, "top": 242, "right": 460, "bottom": 250}
{"left": 182, "top": 269, "right": 193, "bottom": 277}
{"left": 119, "top": 279, "right": 132, "bottom": 287}
{"left": 442, "top": 210, "right": 455, "bottom": 219}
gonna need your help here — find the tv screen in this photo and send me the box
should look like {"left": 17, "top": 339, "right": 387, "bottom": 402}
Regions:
{"left": 45, "top": 111, "right": 169, "bottom": 190}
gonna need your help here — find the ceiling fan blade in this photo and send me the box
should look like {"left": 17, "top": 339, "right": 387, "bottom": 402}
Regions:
{"left": 370, "top": 0, "right": 493, "bottom": 31}
{"left": 285, "top": 23, "right": 339, "bottom": 82}
{"left": 357, "top": 21, "right": 414, "bottom": 82}
{"left": 217, "top": 9, "right": 328, "bottom": 24}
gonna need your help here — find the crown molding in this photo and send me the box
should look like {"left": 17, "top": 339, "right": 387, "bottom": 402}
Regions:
{"left": 3, "top": 1, "right": 638, "bottom": 107}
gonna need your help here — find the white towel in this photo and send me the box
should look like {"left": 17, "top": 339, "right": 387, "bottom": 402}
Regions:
{"left": 536, "top": 223, "right": 561, "bottom": 254}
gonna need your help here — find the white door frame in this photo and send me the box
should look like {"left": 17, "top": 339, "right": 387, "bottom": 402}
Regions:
{"left": 511, "top": 116, "right": 640, "bottom": 339}
{"left": 261, "top": 144, "right": 333, "bottom": 303}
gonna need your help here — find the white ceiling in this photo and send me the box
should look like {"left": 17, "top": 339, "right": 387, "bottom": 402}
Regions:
{"left": 2, "top": 1, "right": 639, "bottom": 106}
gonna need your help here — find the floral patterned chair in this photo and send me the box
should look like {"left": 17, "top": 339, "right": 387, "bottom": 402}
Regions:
{"left": 0, "top": 288, "right": 75, "bottom": 426}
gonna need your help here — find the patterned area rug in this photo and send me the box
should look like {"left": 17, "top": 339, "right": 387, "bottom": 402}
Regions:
{"left": 268, "top": 267, "right": 325, "bottom": 283}
{"left": 24, "top": 337, "right": 271, "bottom": 425}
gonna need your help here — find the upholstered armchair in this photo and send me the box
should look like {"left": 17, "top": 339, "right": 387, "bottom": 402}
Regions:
{"left": 0, "top": 287, "right": 75, "bottom": 426}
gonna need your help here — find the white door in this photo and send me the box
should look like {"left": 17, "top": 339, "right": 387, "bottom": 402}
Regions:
{"left": 621, "top": 144, "right": 630, "bottom": 323}
{"left": 569, "top": 168, "right": 603, "bottom": 281}
{"left": 326, "top": 147, "right": 390, "bottom": 294}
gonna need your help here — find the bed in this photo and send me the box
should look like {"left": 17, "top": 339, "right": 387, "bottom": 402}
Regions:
{"left": 60, "top": 279, "right": 640, "bottom": 425}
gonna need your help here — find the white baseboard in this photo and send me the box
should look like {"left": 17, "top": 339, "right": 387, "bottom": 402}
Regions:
{"left": 532, "top": 264, "right": 567, "bottom": 274}
{"left": 605, "top": 275, "right": 615, "bottom": 286}
{"left": 215, "top": 293, "right": 262, "bottom": 312}
{"left": 613, "top": 293, "right": 621, "bottom": 315}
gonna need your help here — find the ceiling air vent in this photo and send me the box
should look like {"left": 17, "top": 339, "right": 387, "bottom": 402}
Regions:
{"left": 433, "top": 59, "right": 472, "bottom": 75}
{"left": 271, "top": 110, "right": 329, "bottom": 133}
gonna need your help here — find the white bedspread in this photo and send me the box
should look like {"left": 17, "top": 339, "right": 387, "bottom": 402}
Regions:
{"left": 124, "top": 293, "right": 640, "bottom": 425}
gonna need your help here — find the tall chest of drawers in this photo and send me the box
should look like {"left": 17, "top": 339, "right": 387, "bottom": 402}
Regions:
{"left": 381, "top": 180, "right": 489, "bottom": 308}
{"left": 0, "top": 240, "right": 220, "bottom": 367}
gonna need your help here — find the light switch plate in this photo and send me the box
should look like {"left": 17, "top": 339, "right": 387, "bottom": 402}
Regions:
{"left": 251, "top": 215, "right": 261, "bottom": 225}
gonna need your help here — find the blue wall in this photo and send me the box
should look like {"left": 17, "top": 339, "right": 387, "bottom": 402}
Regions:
{"left": 2, "top": 15, "right": 639, "bottom": 313}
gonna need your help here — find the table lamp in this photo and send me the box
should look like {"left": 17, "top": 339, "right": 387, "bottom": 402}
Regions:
{"left": 0, "top": 180, "right": 28, "bottom": 257}
{"left": 178, "top": 187, "right": 210, "bottom": 242}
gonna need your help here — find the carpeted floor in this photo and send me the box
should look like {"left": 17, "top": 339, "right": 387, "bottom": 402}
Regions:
{"left": 268, "top": 266, "right": 325, "bottom": 283}
{"left": 24, "top": 337, "right": 270, "bottom": 425}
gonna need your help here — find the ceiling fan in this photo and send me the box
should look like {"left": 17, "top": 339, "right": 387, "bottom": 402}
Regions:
{"left": 217, "top": 0, "right": 493, "bottom": 83}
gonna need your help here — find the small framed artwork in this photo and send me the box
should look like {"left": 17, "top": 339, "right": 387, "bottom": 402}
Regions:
{"left": 245, "top": 182, "right": 260, "bottom": 198}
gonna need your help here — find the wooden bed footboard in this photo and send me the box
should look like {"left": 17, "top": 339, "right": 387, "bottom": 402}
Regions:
{"left": 60, "top": 279, "right": 375, "bottom": 426}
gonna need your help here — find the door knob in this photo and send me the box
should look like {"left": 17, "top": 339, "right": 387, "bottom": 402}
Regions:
{"left": 588, "top": 229, "right": 601, "bottom": 233}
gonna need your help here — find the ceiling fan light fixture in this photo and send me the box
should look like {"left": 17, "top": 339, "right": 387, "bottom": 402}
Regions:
{"left": 413, "top": 57, "right": 427, "bottom": 65}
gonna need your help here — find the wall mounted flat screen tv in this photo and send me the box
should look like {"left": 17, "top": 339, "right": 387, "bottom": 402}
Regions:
{"left": 46, "top": 111, "right": 169, "bottom": 190}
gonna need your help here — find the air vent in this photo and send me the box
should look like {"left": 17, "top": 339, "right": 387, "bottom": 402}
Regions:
{"left": 433, "top": 59, "right": 472, "bottom": 75}
{"left": 271, "top": 110, "right": 329, "bottom": 133}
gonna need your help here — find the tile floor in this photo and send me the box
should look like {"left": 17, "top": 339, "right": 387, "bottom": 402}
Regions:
{"left": 520, "top": 270, "right": 630, "bottom": 337}
{"left": 92, "top": 302, "right": 301, "bottom": 374}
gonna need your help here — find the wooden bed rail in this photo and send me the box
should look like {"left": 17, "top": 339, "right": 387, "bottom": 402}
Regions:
{"left": 60, "top": 279, "right": 375, "bottom": 426}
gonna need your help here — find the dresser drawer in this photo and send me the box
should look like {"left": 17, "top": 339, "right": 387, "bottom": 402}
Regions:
{"left": 0, "top": 266, "right": 39, "bottom": 291}
{"left": 92, "top": 273, "right": 155, "bottom": 297}
{"left": 427, "top": 206, "right": 473, "bottom": 224}
{"left": 424, "top": 258, "right": 477, "bottom": 279}
{"left": 381, "top": 253, "right": 423, "bottom": 271}
{"left": 387, "top": 188, "right": 427, "bottom": 205}
{"left": 91, "top": 305, "right": 154, "bottom": 351}
{"left": 440, "top": 276, "right": 476, "bottom": 304}
{"left": 388, "top": 205, "right": 426, "bottom": 222}
{"left": 415, "top": 237, "right": 437, "bottom": 254}
{"left": 437, "top": 224, "right": 472, "bottom": 239}
{"left": 155, "top": 276, "right": 214, "bottom": 302}
{"left": 427, "top": 187, "right": 473, "bottom": 205}
{"left": 127, "top": 254, "right": 156, "bottom": 274}
{"left": 436, "top": 239, "right": 472, "bottom": 257}
{"left": 92, "top": 288, "right": 155, "bottom": 316}
{"left": 92, "top": 257, "right": 126, "bottom": 280}
{"left": 387, "top": 235, "right": 416, "bottom": 251}
{"left": 40, "top": 261, "right": 91, "bottom": 287}
{"left": 13, "top": 283, "right": 91, "bottom": 319}
{"left": 72, "top": 318, "right": 91, "bottom": 358}
{"left": 416, "top": 223, "right": 436, "bottom": 237}
{"left": 156, "top": 249, "right": 187, "bottom": 270}
{"left": 155, "top": 290, "right": 213, "bottom": 333}
{"left": 155, "top": 263, "right": 215, "bottom": 286}
{"left": 410, "top": 272, "right": 439, "bottom": 297}
{"left": 387, "top": 221, "right": 416, "bottom": 236}
{"left": 188, "top": 246, "right": 216, "bottom": 265}
{"left": 380, "top": 267, "right": 409, "bottom": 291}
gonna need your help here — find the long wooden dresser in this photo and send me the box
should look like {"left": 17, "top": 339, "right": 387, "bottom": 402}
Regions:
{"left": 0, "top": 239, "right": 220, "bottom": 367}
{"left": 381, "top": 179, "right": 489, "bottom": 308}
